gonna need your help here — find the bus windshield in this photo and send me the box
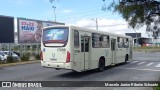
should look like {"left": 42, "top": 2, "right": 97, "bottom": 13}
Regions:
{"left": 43, "top": 28, "right": 69, "bottom": 43}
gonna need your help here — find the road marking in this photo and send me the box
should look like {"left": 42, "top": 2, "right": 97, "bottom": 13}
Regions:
{"left": 118, "top": 67, "right": 160, "bottom": 72}
{"left": 155, "top": 64, "right": 160, "bottom": 67}
{"left": 137, "top": 62, "right": 145, "bottom": 65}
{"left": 130, "top": 61, "right": 139, "bottom": 64}
{"left": 146, "top": 62, "right": 154, "bottom": 66}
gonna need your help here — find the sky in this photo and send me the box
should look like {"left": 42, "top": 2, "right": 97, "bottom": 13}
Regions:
{"left": 0, "top": 0, "right": 149, "bottom": 37}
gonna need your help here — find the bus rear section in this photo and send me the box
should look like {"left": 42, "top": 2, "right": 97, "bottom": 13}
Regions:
{"left": 41, "top": 26, "right": 72, "bottom": 70}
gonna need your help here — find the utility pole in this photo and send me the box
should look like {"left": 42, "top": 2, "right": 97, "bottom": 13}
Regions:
{"left": 52, "top": 6, "right": 56, "bottom": 22}
{"left": 92, "top": 18, "right": 98, "bottom": 30}
{"left": 133, "top": 29, "right": 138, "bottom": 49}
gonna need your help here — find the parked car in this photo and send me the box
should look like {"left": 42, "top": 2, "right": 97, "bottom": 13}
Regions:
{"left": 0, "top": 51, "right": 7, "bottom": 62}
{"left": 13, "top": 51, "right": 21, "bottom": 57}
{"left": 3, "top": 51, "right": 20, "bottom": 61}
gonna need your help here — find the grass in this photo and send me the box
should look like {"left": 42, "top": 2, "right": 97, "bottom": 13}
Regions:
{"left": 153, "top": 83, "right": 160, "bottom": 90}
{"left": 0, "top": 60, "right": 40, "bottom": 67}
{"left": 154, "top": 87, "right": 160, "bottom": 90}
{"left": 133, "top": 46, "right": 160, "bottom": 52}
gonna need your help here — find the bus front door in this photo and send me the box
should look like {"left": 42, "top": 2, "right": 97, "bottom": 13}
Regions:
{"left": 111, "top": 39, "right": 116, "bottom": 64}
{"left": 81, "top": 36, "right": 90, "bottom": 70}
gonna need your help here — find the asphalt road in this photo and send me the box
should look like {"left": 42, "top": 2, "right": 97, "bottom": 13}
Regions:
{"left": 0, "top": 52, "right": 160, "bottom": 90}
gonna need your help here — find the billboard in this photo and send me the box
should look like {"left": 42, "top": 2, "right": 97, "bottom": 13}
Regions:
{"left": 0, "top": 15, "right": 14, "bottom": 43}
{"left": 17, "top": 18, "right": 65, "bottom": 43}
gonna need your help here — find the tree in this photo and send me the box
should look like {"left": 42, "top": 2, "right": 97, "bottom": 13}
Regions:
{"left": 107, "top": 0, "right": 160, "bottom": 39}
{"left": 49, "top": 0, "right": 59, "bottom": 3}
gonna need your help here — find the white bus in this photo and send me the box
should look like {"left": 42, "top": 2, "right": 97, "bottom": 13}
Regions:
{"left": 41, "top": 25, "right": 133, "bottom": 72}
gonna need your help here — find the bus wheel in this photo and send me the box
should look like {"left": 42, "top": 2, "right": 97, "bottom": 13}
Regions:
{"left": 98, "top": 59, "right": 105, "bottom": 72}
{"left": 125, "top": 54, "right": 128, "bottom": 63}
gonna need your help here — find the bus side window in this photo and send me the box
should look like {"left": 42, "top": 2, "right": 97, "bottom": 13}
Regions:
{"left": 85, "top": 38, "right": 89, "bottom": 52}
{"left": 81, "top": 36, "right": 84, "bottom": 52}
{"left": 117, "top": 37, "right": 120, "bottom": 48}
{"left": 74, "top": 30, "right": 79, "bottom": 48}
{"left": 124, "top": 38, "right": 129, "bottom": 48}
{"left": 117, "top": 37, "right": 123, "bottom": 48}
{"left": 81, "top": 37, "right": 89, "bottom": 52}
{"left": 121, "top": 38, "right": 124, "bottom": 48}
{"left": 101, "top": 35, "right": 110, "bottom": 48}
{"left": 92, "top": 33, "right": 101, "bottom": 48}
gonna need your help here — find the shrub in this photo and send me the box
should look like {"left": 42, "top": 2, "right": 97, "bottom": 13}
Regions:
{"left": 21, "top": 52, "right": 31, "bottom": 61}
{"left": 35, "top": 54, "right": 40, "bottom": 60}
{"left": 7, "top": 56, "right": 14, "bottom": 63}
{"left": 32, "top": 52, "right": 36, "bottom": 56}
{"left": 0, "top": 57, "right": 2, "bottom": 63}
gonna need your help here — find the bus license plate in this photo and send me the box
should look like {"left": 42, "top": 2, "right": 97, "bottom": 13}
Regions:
{"left": 50, "top": 58, "right": 57, "bottom": 61}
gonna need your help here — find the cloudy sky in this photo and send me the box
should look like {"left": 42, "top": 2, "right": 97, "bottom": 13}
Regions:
{"left": 0, "top": 0, "right": 149, "bottom": 37}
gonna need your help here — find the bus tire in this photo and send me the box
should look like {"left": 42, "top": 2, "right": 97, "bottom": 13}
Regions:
{"left": 98, "top": 59, "right": 105, "bottom": 72}
{"left": 125, "top": 54, "right": 128, "bottom": 63}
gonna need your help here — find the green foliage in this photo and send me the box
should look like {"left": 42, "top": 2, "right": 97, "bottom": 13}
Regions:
{"left": 134, "top": 46, "right": 160, "bottom": 49}
{"left": 14, "top": 46, "right": 20, "bottom": 51}
{"left": 153, "top": 83, "right": 160, "bottom": 90}
{"left": 111, "top": 3, "right": 147, "bottom": 29}
{"left": 27, "top": 45, "right": 31, "bottom": 50}
{"left": 108, "top": 0, "right": 160, "bottom": 38}
{"left": 32, "top": 52, "right": 36, "bottom": 56}
{"left": 35, "top": 54, "right": 40, "bottom": 60}
{"left": 32, "top": 45, "right": 37, "bottom": 49}
{"left": 133, "top": 46, "right": 160, "bottom": 52}
{"left": 21, "top": 52, "right": 31, "bottom": 61}
{"left": 7, "top": 56, "right": 14, "bottom": 63}
{"left": 2, "top": 48, "right": 7, "bottom": 51}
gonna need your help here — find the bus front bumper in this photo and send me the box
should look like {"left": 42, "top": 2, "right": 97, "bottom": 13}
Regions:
{"left": 41, "top": 61, "right": 72, "bottom": 69}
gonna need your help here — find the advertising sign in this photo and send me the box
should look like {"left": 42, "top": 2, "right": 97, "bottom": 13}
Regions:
{"left": 17, "top": 18, "right": 64, "bottom": 43}
{"left": 42, "top": 22, "right": 54, "bottom": 28}
{"left": 0, "top": 15, "right": 14, "bottom": 43}
{"left": 18, "top": 19, "right": 42, "bottom": 43}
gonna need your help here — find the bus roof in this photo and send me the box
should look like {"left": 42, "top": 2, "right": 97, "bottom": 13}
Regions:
{"left": 43, "top": 25, "right": 132, "bottom": 39}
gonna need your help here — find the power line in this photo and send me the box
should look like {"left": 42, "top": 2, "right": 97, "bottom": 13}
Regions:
{"left": 58, "top": 9, "right": 107, "bottom": 19}
{"left": 58, "top": 11, "right": 107, "bottom": 21}
{"left": 87, "top": 24, "right": 127, "bottom": 27}
{"left": 60, "top": 13, "right": 125, "bottom": 24}
{"left": 58, "top": 9, "right": 100, "bottom": 17}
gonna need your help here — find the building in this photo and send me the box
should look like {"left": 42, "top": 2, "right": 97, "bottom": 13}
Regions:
{"left": 125, "top": 33, "right": 141, "bottom": 46}
{"left": 125, "top": 33, "right": 160, "bottom": 46}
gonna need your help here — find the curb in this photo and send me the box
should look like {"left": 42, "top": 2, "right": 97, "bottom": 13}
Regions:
{"left": 0, "top": 60, "right": 40, "bottom": 68}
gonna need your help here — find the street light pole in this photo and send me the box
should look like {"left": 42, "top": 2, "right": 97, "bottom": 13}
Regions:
{"left": 92, "top": 18, "right": 98, "bottom": 30}
{"left": 52, "top": 6, "right": 56, "bottom": 22}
